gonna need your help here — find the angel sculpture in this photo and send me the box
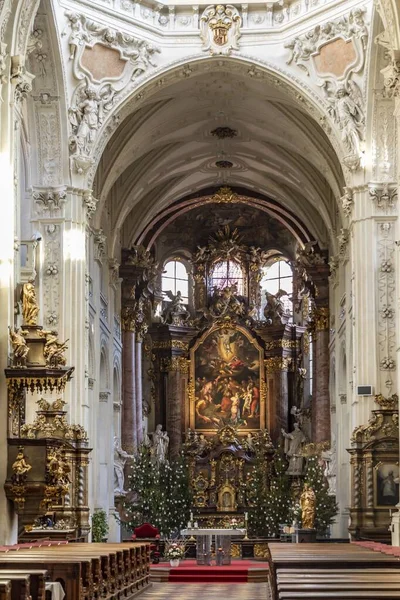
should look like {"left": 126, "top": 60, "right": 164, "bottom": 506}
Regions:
{"left": 64, "top": 12, "right": 91, "bottom": 60}
{"left": 161, "top": 291, "right": 190, "bottom": 325}
{"left": 263, "top": 289, "right": 288, "bottom": 324}
{"left": 40, "top": 330, "right": 68, "bottom": 368}
{"left": 69, "top": 85, "right": 100, "bottom": 156}
{"left": 323, "top": 82, "right": 365, "bottom": 156}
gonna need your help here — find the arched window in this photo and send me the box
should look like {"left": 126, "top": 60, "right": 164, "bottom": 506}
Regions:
{"left": 211, "top": 259, "right": 244, "bottom": 294}
{"left": 162, "top": 259, "right": 189, "bottom": 302}
{"left": 260, "top": 258, "right": 293, "bottom": 318}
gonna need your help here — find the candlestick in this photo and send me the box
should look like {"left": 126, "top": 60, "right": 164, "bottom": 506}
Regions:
{"left": 244, "top": 513, "right": 249, "bottom": 540}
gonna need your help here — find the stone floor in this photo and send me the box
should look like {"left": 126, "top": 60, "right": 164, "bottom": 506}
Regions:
{"left": 141, "top": 582, "right": 270, "bottom": 599}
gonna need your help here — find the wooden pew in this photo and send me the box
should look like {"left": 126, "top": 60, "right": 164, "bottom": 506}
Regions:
{"left": 0, "top": 571, "right": 47, "bottom": 600}
{"left": 0, "top": 541, "right": 150, "bottom": 600}
{"left": 0, "top": 574, "right": 30, "bottom": 600}
{"left": 0, "top": 581, "right": 12, "bottom": 600}
{"left": 268, "top": 543, "right": 400, "bottom": 600}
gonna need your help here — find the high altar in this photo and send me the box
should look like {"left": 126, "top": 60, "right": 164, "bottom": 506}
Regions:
{"left": 127, "top": 197, "right": 332, "bottom": 526}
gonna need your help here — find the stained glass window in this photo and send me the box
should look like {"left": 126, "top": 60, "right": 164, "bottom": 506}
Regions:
{"left": 162, "top": 260, "right": 189, "bottom": 302}
{"left": 211, "top": 260, "right": 243, "bottom": 294}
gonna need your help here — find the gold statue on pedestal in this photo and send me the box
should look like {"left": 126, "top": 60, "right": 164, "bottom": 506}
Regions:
{"left": 22, "top": 282, "right": 39, "bottom": 325}
{"left": 39, "top": 330, "right": 68, "bottom": 368}
{"left": 9, "top": 327, "right": 29, "bottom": 364}
{"left": 12, "top": 449, "right": 32, "bottom": 478}
{"left": 300, "top": 483, "right": 316, "bottom": 529}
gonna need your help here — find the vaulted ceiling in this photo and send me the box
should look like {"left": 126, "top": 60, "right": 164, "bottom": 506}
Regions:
{"left": 94, "top": 68, "right": 345, "bottom": 256}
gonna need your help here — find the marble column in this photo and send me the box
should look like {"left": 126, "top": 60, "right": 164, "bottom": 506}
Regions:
{"left": 135, "top": 338, "right": 143, "bottom": 446}
{"left": 313, "top": 308, "right": 330, "bottom": 443}
{"left": 122, "top": 329, "right": 137, "bottom": 454}
{"left": 164, "top": 356, "right": 189, "bottom": 459}
{"left": 265, "top": 357, "right": 290, "bottom": 445}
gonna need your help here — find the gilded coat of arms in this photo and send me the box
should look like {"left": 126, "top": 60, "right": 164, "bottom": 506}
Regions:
{"left": 200, "top": 5, "right": 241, "bottom": 55}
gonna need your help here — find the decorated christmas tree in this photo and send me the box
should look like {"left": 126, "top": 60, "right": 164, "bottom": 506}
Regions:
{"left": 121, "top": 445, "right": 191, "bottom": 537}
{"left": 303, "top": 455, "right": 338, "bottom": 535}
{"left": 247, "top": 451, "right": 291, "bottom": 537}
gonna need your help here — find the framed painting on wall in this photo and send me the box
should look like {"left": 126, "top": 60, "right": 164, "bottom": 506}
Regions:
{"left": 375, "top": 462, "right": 399, "bottom": 507}
{"left": 189, "top": 324, "right": 266, "bottom": 432}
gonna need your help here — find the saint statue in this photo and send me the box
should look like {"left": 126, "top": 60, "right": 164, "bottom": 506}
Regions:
{"left": 9, "top": 327, "right": 29, "bottom": 365}
{"left": 300, "top": 483, "right": 316, "bottom": 529}
{"left": 321, "top": 435, "right": 337, "bottom": 496}
{"left": 282, "top": 422, "right": 307, "bottom": 475}
{"left": 22, "top": 282, "right": 39, "bottom": 325}
{"left": 162, "top": 290, "right": 190, "bottom": 325}
{"left": 151, "top": 425, "right": 169, "bottom": 465}
{"left": 114, "top": 437, "right": 134, "bottom": 495}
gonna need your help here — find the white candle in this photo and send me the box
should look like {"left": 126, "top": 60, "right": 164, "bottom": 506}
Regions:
{"left": 190, "top": 512, "right": 193, "bottom": 521}
{"left": 245, "top": 512, "right": 248, "bottom": 520}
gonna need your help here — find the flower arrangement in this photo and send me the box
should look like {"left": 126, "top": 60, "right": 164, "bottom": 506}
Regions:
{"left": 165, "top": 542, "right": 185, "bottom": 560}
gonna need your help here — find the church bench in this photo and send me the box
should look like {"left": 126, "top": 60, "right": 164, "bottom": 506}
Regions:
{"left": 0, "top": 542, "right": 150, "bottom": 600}
{"left": 267, "top": 543, "right": 400, "bottom": 600}
{"left": 0, "top": 581, "right": 12, "bottom": 600}
{"left": 0, "top": 570, "right": 47, "bottom": 600}
{"left": 0, "top": 574, "right": 30, "bottom": 600}
{"left": 279, "top": 593, "right": 400, "bottom": 599}
{"left": 0, "top": 556, "right": 91, "bottom": 600}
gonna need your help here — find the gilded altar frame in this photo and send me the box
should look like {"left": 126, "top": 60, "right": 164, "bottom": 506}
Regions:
{"left": 188, "top": 323, "right": 266, "bottom": 434}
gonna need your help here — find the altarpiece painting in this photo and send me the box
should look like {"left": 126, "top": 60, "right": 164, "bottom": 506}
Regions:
{"left": 190, "top": 325, "right": 265, "bottom": 432}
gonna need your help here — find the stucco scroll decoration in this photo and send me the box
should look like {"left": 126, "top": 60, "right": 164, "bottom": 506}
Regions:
{"left": 64, "top": 11, "right": 160, "bottom": 171}
{"left": 200, "top": 5, "right": 241, "bottom": 55}
{"left": 285, "top": 8, "right": 368, "bottom": 169}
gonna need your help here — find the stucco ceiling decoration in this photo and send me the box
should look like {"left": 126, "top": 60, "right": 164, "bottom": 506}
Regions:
{"left": 90, "top": 57, "right": 347, "bottom": 258}
{"left": 285, "top": 8, "right": 368, "bottom": 170}
{"left": 136, "top": 187, "right": 313, "bottom": 249}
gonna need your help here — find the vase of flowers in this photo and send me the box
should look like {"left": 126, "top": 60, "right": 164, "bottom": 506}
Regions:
{"left": 166, "top": 542, "right": 185, "bottom": 567}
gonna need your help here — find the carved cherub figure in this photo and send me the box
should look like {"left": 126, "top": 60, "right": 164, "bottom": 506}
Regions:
{"left": 12, "top": 449, "right": 32, "bottom": 479}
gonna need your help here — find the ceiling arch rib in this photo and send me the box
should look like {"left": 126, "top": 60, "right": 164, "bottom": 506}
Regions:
{"left": 136, "top": 191, "right": 314, "bottom": 250}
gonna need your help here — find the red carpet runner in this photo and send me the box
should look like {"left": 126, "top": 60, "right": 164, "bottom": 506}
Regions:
{"left": 151, "top": 559, "right": 269, "bottom": 583}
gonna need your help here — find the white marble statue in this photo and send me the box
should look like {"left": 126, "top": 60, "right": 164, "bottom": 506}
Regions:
{"left": 282, "top": 422, "right": 307, "bottom": 475}
{"left": 114, "top": 437, "right": 134, "bottom": 495}
{"left": 151, "top": 424, "right": 169, "bottom": 465}
{"left": 321, "top": 435, "right": 337, "bottom": 495}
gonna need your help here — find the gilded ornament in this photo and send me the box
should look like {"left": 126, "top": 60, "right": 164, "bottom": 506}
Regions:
{"left": 314, "top": 307, "right": 329, "bottom": 331}
{"left": 375, "top": 393, "right": 398, "bottom": 410}
{"left": 254, "top": 543, "right": 269, "bottom": 559}
{"left": 231, "top": 543, "right": 241, "bottom": 558}
{"left": 302, "top": 441, "right": 330, "bottom": 457}
{"left": 21, "top": 281, "right": 39, "bottom": 325}
{"left": 264, "top": 357, "right": 292, "bottom": 372}
{"left": 300, "top": 483, "right": 316, "bottom": 529}
{"left": 210, "top": 186, "right": 240, "bottom": 204}
{"left": 161, "top": 356, "right": 190, "bottom": 373}
{"left": 265, "top": 339, "right": 298, "bottom": 351}
{"left": 351, "top": 412, "right": 384, "bottom": 443}
{"left": 152, "top": 340, "right": 189, "bottom": 351}
{"left": 12, "top": 448, "right": 32, "bottom": 479}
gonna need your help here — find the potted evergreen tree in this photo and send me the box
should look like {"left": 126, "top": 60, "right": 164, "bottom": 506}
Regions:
{"left": 91, "top": 509, "right": 109, "bottom": 542}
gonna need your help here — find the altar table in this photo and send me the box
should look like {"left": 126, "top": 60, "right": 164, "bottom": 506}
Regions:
{"left": 181, "top": 528, "right": 246, "bottom": 565}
